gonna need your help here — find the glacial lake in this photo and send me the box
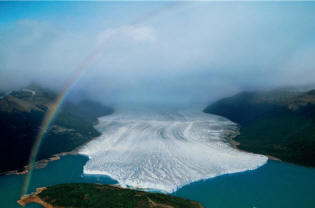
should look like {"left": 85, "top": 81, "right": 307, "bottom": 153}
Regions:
{"left": 0, "top": 154, "right": 314, "bottom": 208}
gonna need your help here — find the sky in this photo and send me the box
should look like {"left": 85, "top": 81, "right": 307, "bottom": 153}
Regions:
{"left": 1, "top": 1, "right": 315, "bottom": 106}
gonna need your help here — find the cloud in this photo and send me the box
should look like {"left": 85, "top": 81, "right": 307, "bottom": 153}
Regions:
{"left": 97, "top": 25, "right": 156, "bottom": 44}
{"left": 277, "top": 45, "right": 315, "bottom": 86}
{"left": 0, "top": 2, "right": 315, "bottom": 105}
{"left": 121, "top": 25, "right": 156, "bottom": 42}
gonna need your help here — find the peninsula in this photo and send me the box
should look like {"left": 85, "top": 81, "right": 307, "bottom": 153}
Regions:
{"left": 18, "top": 183, "right": 203, "bottom": 208}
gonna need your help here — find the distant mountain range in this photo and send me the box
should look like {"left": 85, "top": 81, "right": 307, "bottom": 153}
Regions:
{"left": 0, "top": 84, "right": 113, "bottom": 173}
{"left": 204, "top": 89, "right": 315, "bottom": 167}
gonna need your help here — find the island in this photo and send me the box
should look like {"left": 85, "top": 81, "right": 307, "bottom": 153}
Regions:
{"left": 0, "top": 84, "right": 113, "bottom": 174}
{"left": 204, "top": 89, "right": 315, "bottom": 167}
{"left": 18, "top": 183, "right": 203, "bottom": 208}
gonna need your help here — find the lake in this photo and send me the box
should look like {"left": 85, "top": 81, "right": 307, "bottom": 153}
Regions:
{"left": 0, "top": 154, "right": 314, "bottom": 208}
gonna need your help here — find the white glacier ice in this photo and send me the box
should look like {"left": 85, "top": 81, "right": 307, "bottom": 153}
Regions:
{"left": 79, "top": 107, "right": 267, "bottom": 193}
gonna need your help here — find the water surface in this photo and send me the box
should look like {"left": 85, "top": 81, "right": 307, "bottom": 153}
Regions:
{"left": 0, "top": 155, "right": 314, "bottom": 208}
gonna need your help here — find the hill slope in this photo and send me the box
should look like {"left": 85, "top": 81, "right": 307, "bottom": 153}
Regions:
{"left": 0, "top": 84, "right": 113, "bottom": 173}
{"left": 204, "top": 89, "right": 315, "bottom": 167}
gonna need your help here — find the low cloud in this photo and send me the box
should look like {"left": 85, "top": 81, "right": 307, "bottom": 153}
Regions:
{"left": 1, "top": 2, "right": 315, "bottom": 105}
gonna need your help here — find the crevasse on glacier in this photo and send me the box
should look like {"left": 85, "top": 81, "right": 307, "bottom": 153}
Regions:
{"left": 79, "top": 107, "right": 267, "bottom": 193}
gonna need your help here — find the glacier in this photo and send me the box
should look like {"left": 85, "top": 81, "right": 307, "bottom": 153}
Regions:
{"left": 79, "top": 107, "right": 267, "bottom": 193}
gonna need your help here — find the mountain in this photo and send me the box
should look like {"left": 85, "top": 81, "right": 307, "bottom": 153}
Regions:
{"left": 0, "top": 84, "right": 113, "bottom": 173}
{"left": 18, "top": 183, "right": 203, "bottom": 208}
{"left": 204, "top": 89, "right": 315, "bottom": 167}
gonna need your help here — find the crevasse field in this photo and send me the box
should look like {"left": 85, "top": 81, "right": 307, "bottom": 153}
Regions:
{"left": 79, "top": 107, "right": 267, "bottom": 193}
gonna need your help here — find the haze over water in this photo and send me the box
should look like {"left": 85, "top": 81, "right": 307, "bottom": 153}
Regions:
{"left": 79, "top": 106, "right": 267, "bottom": 192}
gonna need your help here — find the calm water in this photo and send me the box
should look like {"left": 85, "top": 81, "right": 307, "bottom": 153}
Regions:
{"left": 0, "top": 155, "right": 116, "bottom": 208}
{"left": 0, "top": 155, "right": 314, "bottom": 208}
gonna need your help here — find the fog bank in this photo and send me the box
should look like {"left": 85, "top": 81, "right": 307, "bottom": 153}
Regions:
{"left": 1, "top": 2, "right": 315, "bottom": 105}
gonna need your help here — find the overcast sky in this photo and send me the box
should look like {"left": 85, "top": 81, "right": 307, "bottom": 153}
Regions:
{"left": 1, "top": 2, "right": 315, "bottom": 105}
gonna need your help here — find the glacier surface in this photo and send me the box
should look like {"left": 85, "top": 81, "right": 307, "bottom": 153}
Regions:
{"left": 79, "top": 107, "right": 267, "bottom": 193}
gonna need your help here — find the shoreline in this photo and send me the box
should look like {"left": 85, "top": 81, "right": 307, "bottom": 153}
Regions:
{"left": 0, "top": 109, "right": 114, "bottom": 177}
{"left": 1, "top": 150, "right": 78, "bottom": 176}
{"left": 226, "top": 128, "right": 281, "bottom": 161}
{"left": 1, "top": 116, "right": 107, "bottom": 176}
{"left": 18, "top": 185, "right": 126, "bottom": 208}
{"left": 18, "top": 187, "right": 52, "bottom": 208}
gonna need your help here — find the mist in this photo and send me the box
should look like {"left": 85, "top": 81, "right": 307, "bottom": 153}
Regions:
{"left": 1, "top": 2, "right": 315, "bottom": 106}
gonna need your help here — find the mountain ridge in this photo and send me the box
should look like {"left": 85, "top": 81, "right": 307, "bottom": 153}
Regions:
{"left": 0, "top": 84, "right": 113, "bottom": 173}
{"left": 204, "top": 89, "right": 315, "bottom": 167}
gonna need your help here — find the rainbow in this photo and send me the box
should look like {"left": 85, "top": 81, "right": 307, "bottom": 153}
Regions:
{"left": 21, "top": 2, "right": 185, "bottom": 196}
{"left": 21, "top": 47, "right": 100, "bottom": 196}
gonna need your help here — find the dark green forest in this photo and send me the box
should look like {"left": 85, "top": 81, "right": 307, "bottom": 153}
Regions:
{"left": 0, "top": 85, "right": 113, "bottom": 173}
{"left": 204, "top": 90, "right": 315, "bottom": 167}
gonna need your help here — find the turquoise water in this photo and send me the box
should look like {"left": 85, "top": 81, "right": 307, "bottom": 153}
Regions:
{"left": 174, "top": 161, "right": 315, "bottom": 208}
{"left": 0, "top": 155, "right": 116, "bottom": 208}
{"left": 0, "top": 155, "right": 314, "bottom": 208}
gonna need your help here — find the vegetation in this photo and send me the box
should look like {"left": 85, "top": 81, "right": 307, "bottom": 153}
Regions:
{"left": 0, "top": 84, "right": 113, "bottom": 173}
{"left": 204, "top": 89, "right": 315, "bottom": 167}
{"left": 37, "top": 183, "right": 203, "bottom": 208}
